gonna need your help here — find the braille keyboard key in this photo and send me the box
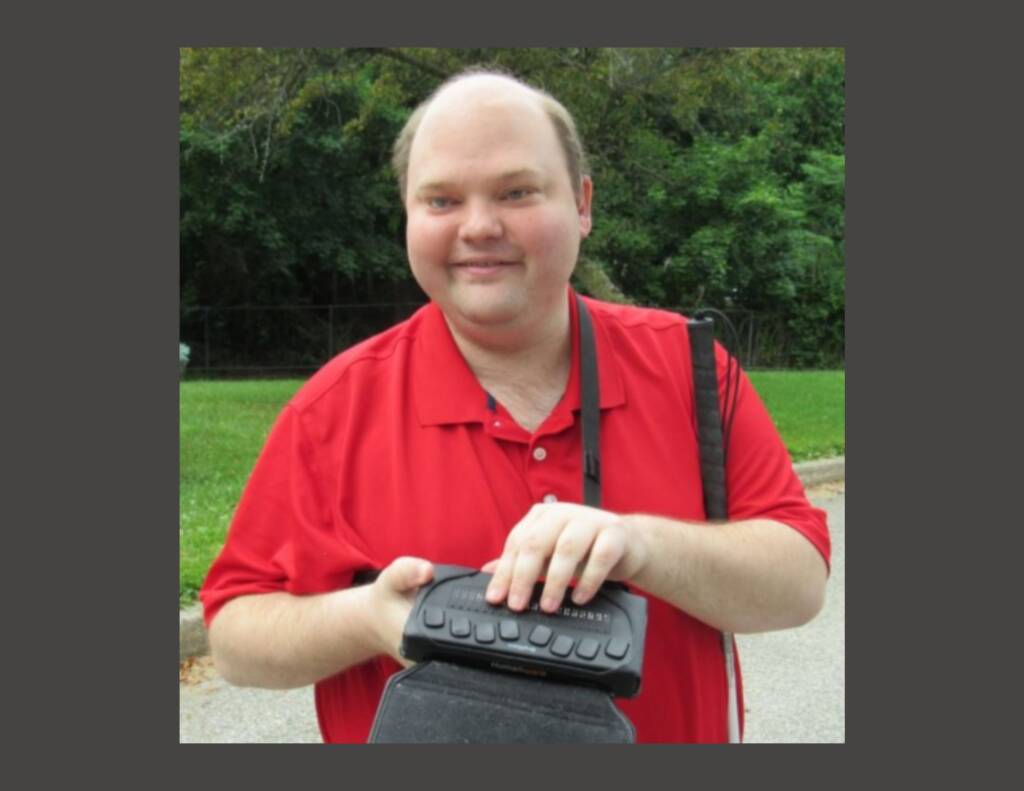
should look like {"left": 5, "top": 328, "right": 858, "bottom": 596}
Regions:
{"left": 550, "top": 635, "right": 574, "bottom": 657}
{"left": 499, "top": 619, "right": 520, "bottom": 641}
{"left": 423, "top": 606, "right": 445, "bottom": 628}
{"left": 528, "top": 624, "right": 553, "bottom": 646}
{"left": 450, "top": 617, "right": 471, "bottom": 638}
{"left": 576, "top": 637, "right": 599, "bottom": 660}
{"left": 475, "top": 622, "right": 496, "bottom": 644}
{"left": 605, "top": 638, "right": 629, "bottom": 659}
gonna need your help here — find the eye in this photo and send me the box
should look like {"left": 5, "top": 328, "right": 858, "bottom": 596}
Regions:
{"left": 503, "top": 187, "right": 536, "bottom": 201}
{"left": 426, "top": 196, "right": 456, "bottom": 210}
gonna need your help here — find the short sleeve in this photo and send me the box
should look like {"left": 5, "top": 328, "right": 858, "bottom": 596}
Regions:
{"left": 199, "top": 403, "right": 375, "bottom": 627}
{"left": 715, "top": 343, "right": 832, "bottom": 569}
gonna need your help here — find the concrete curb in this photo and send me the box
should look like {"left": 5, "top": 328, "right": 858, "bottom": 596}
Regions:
{"left": 794, "top": 456, "right": 845, "bottom": 489}
{"left": 180, "top": 606, "right": 209, "bottom": 662}
{"left": 179, "top": 456, "right": 845, "bottom": 662}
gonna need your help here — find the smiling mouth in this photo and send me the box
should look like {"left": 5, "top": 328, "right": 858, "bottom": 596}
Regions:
{"left": 453, "top": 260, "right": 517, "bottom": 269}
{"left": 451, "top": 260, "right": 521, "bottom": 277}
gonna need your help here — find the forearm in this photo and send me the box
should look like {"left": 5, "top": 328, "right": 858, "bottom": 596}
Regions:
{"left": 207, "top": 585, "right": 382, "bottom": 689}
{"left": 626, "top": 515, "right": 828, "bottom": 634}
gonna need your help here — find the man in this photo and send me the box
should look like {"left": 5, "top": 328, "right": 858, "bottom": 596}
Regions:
{"left": 200, "top": 69, "right": 830, "bottom": 743}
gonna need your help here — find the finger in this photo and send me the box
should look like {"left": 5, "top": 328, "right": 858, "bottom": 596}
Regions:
{"left": 485, "top": 546, "right": 517, "bottom": 605}
{"left": 540, "top": 522, "right": 595, "bottom": 612}
{"left": 572, "top": 529, "right": 626, "bottom": 605}
{"left": 480, "top": 559, "right": 500, "bottom": 574}
{"left": 507, "top": 517, "right": 565, "bottom": 611}
{"left": 507, "top": 546, "right": 547, "bottom": 612}
{"left": 485, "top": 503, "right": 558, "bottom": 606}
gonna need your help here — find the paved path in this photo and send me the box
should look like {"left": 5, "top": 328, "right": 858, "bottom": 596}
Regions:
{"left": 179, "top": 485, "right": 844, "bottom": 743}
{"left": 739, "top": 483, "right": 845, "bottom": 743}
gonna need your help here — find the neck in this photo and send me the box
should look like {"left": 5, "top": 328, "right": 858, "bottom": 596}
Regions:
{"left": 443, "top": 300, "right": 572, "bottom": 430}
{"left": 447, "top": 302, "right": 570, "bottom": 382}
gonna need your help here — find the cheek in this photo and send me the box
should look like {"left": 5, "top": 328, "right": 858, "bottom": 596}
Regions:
{"left": 406, "top": 216, "right": 452, "bottom": 269}
{"left": 522, "top": 212, "right": 582, "bottom": 268}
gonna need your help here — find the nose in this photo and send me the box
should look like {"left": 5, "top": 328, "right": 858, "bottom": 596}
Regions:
{"left": 458, "top": 199, "right": 503, "bottom": 242}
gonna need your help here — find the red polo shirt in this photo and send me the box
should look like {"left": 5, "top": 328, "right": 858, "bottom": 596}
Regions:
{"left": 201, "top": 288, "right": 830, "bottom": 743}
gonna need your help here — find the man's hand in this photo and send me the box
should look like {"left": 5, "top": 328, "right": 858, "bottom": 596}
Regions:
{"left": 368, "top": 556, "right": 434, "bottom": 667}
{"left": 482, "top": 503, "right": 649, "bottom": 613}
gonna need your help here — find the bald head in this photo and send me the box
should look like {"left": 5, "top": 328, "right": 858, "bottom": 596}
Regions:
{"left": 392, "top": 69, "right": 589, "bottom": 202}
{"left": 427, "top": 72, "right": 543, "bottom": 113}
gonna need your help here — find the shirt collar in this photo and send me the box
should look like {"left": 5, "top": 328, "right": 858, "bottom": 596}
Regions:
{"left": 413, "top": 287, "right": 626, "bottom": 428}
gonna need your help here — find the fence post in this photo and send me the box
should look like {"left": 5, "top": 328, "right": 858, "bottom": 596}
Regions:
{"left": 203, "top": 307, "right": 210, "bottom": 369}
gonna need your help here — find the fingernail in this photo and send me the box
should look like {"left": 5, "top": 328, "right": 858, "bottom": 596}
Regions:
{"left": 572, "top": 587, "right": 588, "bottom": 605}
{"left": 485, "top": 585, "right": 499, "bottom": 602}
{"left": 542, "top": 595, "right": 558, "bottom": 611}
{"left": 509, "top": 593, "right": 524, "bottom": 610}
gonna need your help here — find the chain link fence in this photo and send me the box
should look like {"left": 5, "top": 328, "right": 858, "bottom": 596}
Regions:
{"left": 180, "top": 302, "right": 426, "bottom": 378}
{"left": 180, "top": 302, "right": 839, "bottom": 378}
{"left": 679, "top": 308, "right": 842, "bottom": 370}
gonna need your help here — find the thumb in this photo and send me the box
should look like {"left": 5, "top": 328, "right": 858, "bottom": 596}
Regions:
{"left": 382, "top": 556, "right": 434, "bottom": 593}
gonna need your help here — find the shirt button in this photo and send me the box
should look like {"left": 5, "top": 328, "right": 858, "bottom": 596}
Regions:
{"left": 532, "top": 447, "right": 547, "bottom": 461}
{"left": 543, "top": 493, "right": 558, "bottom": 503}
{"left": 493, "top": 420, "right": 502, "bottom": 428}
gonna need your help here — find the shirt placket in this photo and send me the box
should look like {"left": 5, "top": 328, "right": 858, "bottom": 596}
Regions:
{"left": 525, "top": 407, "right": 579, "bottom": 506}
{"left": 483, "top": 398, "right": 581, "bottom": 507}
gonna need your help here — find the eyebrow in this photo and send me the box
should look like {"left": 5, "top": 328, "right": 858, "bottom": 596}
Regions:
{"left": 414, "top": 168, "right": 546, "bottom": 196}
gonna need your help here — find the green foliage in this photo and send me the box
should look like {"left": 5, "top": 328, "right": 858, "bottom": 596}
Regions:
{"left": 180, "top": 47, "right": 844, "bottom": 367}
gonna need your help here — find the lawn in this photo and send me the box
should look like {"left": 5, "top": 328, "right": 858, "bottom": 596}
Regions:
{"left": 179, "top": 380, "right": 303, "bottom": 608}
{"left": 747, "top": 370, "right": 846, "bottom": 461}
{"left": 179, "top": 370, "right": 844, "bottom": 606}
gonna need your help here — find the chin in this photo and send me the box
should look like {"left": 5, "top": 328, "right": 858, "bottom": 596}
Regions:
{"left": 450, "top": 294, "right": 527, "bottom": 328}
{"left": 456, "top": 304, "right": 521, "bottom": 327}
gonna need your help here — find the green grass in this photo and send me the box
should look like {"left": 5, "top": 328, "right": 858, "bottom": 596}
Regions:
{"left": 747, "top": 370, "right": 845, "bottom": 462}
{"left": 179, "top": 371, "right": 844, "bottom": 607}
{"left": 180, "top": 380, "right": 305, "bottom": 607}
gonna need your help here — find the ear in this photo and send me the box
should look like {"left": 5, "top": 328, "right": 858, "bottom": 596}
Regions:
{"left": 577, "top": 176, "right": 594, "bottom": 239}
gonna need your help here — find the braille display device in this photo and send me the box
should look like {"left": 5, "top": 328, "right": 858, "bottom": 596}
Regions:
{"left": 400, "top": 564, "right": 646, "bottom": 698}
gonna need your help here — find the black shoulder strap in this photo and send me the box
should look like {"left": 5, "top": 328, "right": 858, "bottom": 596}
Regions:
{"left": 577, "top": 294, "right": 601, "bottom": 508}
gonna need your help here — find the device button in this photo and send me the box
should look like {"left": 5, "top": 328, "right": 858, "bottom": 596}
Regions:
{"left": 475, "top": 622, "right": 496, "bottom": 644}
{"left": 550, "top": 635, "right": 574, "bottom": 657}
{"left": 576, "top": 638, "right": 599, "bottom": 660}
{"left": 528, "top": 624, "right": 553, "bottom": 647}
{"left": 605, "top": 638, "right": 629, "bottom": 659}
{"left": 423, "top": 606, "right": 445, "bottom": 629}
{"left": 450, "top": 617, "right": 471, "bottom": 638}
{"left": 499, "top": 620, "right": 520, "bottom": 641}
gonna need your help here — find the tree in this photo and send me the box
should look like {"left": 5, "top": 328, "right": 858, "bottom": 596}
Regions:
{"left": 180, "top": 47, "right": 845, "bottom": 368}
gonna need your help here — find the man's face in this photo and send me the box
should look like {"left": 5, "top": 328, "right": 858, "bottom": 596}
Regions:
{"left": 404, "top": 86, "right": 592, "bottom": 338}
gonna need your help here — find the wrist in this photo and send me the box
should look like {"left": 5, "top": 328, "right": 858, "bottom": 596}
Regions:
{"left": 622, "top": 513, "right": 688, "bottom": 595}
{"left": 621, "top": 513, "right": 654, "bottom": 583}
{"left": 356, "top": 582, "right": 391, "bottom": 657}
{"left": 326, "top": 582, "right": 383, "bottom": 660}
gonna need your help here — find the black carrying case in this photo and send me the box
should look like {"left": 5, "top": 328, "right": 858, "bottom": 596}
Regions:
{"left": 369, "top": 660, "right": 635, "bottom": 743}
